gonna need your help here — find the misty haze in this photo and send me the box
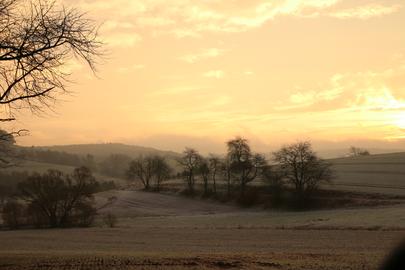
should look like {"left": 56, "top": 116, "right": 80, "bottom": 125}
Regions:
{"left": 1, "top": 0, "right": 405, "bottom": 269}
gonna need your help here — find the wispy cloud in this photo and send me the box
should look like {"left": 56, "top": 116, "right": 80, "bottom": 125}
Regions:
{"left": 70, "top": 0, "right": 401, "bottom": 43}
{"left": 278, "top": 64, "right": 405, "bottom": 112}
{"left": 330, "top": 4, "right": 401, "bottom": 19}
{"left": 203, "top": 70, "right": 225, "bottom": 79}
{"left": 180, "top": 48, "right": 225, "bottom": 63}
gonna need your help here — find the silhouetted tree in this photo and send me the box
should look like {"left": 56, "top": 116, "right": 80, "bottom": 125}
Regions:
{"left": 273, "top": 141, "right": 333, "bottom": 197}
{"left": 17, "top": 167, "right": 98, "bottom": 228}
{"left": 0, "top": 0, "right": 101, "bottom": 123}
{"left": 227, "top": 137, "right": 267, "bottom": 196}
{"left": 208, "top": 154, "right": 220, "bottom": 194}
{"left": 102, "top": 213, "right": 117, "bottom": 228}
{"left": 220, "top": 157, "right": 233, "bottom": 197}
{"left": 0, "top": 129, "right": 15, "bottom": 168}
{"left": 151, "top": 155, "right": 171, "bottom": 191}
{"left": 263, "top": 165, "right": 286, "bottom": 206}
{"left": 1, "top": 199, "right": 24, "bottom": 229}
{"left": 198, "top": 158, "right": 210, "bottom": 196}
{"left": 178, "top": 148, "right": 202, "bottom": 193}
{"left": 349, "top": 146, "right": 370, "bottom": 157}
{"left": 126, "top": 156, "right": 154, "bottom": 190}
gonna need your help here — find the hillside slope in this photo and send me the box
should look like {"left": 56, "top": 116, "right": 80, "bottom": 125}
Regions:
{"left": 35, "top": 143, "right": 180, "bottom": 159}
{"left": 329, "top": 152, "right": 405, "bottom": 195}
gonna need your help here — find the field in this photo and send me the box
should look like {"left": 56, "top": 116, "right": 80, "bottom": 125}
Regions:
{"left": 1, "top": 152, "right": 405, "bottom": 269}
{"left": 327, "top": 152, "right": 405, "bottom": 196}
{"left": 1, "top": 190, "right": 405, "bottom": 269}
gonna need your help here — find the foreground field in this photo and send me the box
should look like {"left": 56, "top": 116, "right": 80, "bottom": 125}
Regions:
{"left": 1, "top": 190, "right": 405, "bottom": 269}
{"left": 0, "top": 224, "right": 403, "bottom": 269}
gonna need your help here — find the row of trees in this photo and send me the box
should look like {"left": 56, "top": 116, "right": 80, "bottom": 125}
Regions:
{"left": 178, "top": 138, "right": 333, "bottom": 200}
{"left": 2, "top": 167, "right": 99, "bottom": 229}
{"left": 125, "top": 137, "right": 334, "bottom": 201}
{"left": 126, "top": 155, "right": 172, "bottom": 191}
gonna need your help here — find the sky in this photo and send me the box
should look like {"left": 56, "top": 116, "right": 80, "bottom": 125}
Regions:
{"left": 10, "top": 0, "right": 405, "bottom": 153}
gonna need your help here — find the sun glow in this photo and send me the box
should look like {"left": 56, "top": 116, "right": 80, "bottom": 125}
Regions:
{"left": 394, "top": 112, "right": 405, "bottom": 129}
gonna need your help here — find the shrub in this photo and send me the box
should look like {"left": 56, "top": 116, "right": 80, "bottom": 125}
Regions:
{"left": 72, "top": 202, "right": 97, "bottom": 227}
{"left": 102, "top": 213, "right": 117, "bottom": 228}
{"left": 2, "top": 200, "right": 25, "bottom": 229}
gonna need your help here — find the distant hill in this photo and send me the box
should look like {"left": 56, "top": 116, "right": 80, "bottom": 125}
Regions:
{"left": 31, "top": 143, "right": 181, "bottom": 160}
{"left": 328, "top": 152, "right": 405, "bottom": 195}
{"left": 317, "top": 148, "right": 405, "bottom": 159}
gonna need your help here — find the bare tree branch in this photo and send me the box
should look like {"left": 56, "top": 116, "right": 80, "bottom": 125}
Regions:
{"left": 0, "top": 0, "right": 102, "bottom": 120}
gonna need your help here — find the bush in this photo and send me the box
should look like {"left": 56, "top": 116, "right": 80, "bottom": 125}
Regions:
{"left": 2, "top": 200, "right": 25, "bottom": 229}
{"left": 102, "top": 213, "right": 117, "bottom": 228}
{"left": 72, "top": 202, "right": 97, "bottom": 227}
{"left": 237, "top": 187, "right": 259, "bottom": 207}
{"left": 26, "top": 202, "right": 48, "bottom": 228}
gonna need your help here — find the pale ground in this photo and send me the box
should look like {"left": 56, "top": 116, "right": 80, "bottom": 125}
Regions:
{"left": 1, "top": 190, "right": 404, "bottom": 269}
{"left": 2, "top": 151, "right": 405, "bottom": 269}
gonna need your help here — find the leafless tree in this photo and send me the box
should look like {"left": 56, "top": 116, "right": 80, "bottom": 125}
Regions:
{"left": 17, "top": 167, "right": 98, "bottom": 228}
{"left": 151, "top": 155, "right": 172, "bottom": 191}
{"left": 0, "top": 0, "right": 101, "bottom": 152}
{"left": 0, "top": 0, "right": 101, "bottom": 118}
{"left": 0, "top": 128, "right": 25, "bottom": 168}
{"left": 198, "top": 158, "right": 210, "bottom": 195}
{"left": 227, "top": 137, "right": 267, "bottom": 195}
{"left": 126, "top": 156, "right": 155, "bottom": 190}
{"left": 273, "top": 141, "right": 333, "bottom": 196}
{"left": 221, "top": 157, "right": 233, "bottom": 197}
{"left": 208, "top": 154, "right": 220, "bottom": 194}
{"left": 178, "top": 147, "right": 202, "bottom": 193}
{"left": 349, "top": 146, "right": 370, "bottom": 157}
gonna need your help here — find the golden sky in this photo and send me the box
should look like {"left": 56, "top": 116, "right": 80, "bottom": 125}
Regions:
{"left": 12, "top": 0, "right": 405, "bottom": 153}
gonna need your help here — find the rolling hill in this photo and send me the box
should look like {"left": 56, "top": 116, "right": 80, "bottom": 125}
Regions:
{"left": 34, "top": 143, "right": 181, "bottom": 159}
{"left": 328, "top": 152, "right": 405, "bottom": 195}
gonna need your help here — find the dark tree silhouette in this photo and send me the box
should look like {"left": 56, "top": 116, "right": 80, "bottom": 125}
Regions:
{"left": 0, "top": 128, "right": 15, "bottom": 168}
{"left": 126, "top": 156, "right": 155, "bottom": 190}
{"left": 208, "top": 154, "right": 220, "bottom": 194}
{"left": 178, "top": 147, "right": 202, "bottom": 193}
{"left": 198, "top": 158, "right": 210, "bottom": 195}
{"left": 220, "top": 156, "right": 233, "bottom": 197}
{"left": 0, "top": 0, "right": 101, "bottom": 120}
{"left": 273, "top": 141, "right": 333, "bottom": 196}
{"left": 226, "top": 137, "right": 267, "bottom": 195}
{"left": 349, "top": 146, "right": 370, "bottom": 157}
{"left": 17, "top": 167, "right": 98, "bottom": 228}
{"left": 151, "top": 155, "right": 171, "bottom": 191}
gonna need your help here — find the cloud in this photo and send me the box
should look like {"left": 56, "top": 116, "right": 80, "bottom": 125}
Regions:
{"left": 180, "top": 48, "right": 225, "bottom": 63}
{"left": 69, "top": 0, "right": 400, "bottom": 42}
{"left": 330, "top": 4, "right": 401, "bottom": 19}
{"left": 278, "top": 64, "right": 405, "bottom": 112}
{"left": 203, "top": 70, "right": 225, "bottom": 79}
{"left": 70, "top": 0, "right": 341, "bottom": 38}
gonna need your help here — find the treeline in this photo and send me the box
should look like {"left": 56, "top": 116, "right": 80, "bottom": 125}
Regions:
{"left": 19, "top": 148, "right": 84, "bottom": 167}
{"left": 0, "top": 167, "right": 117, "bottom": 230}
{"left": 125, "top": 137, "right": 334, "bottom": 208}
{"left": 18, "top": 148, "right": 158, "bottom": 179}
